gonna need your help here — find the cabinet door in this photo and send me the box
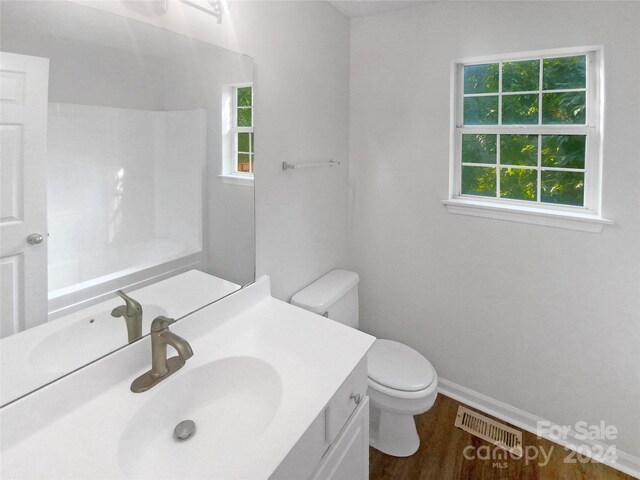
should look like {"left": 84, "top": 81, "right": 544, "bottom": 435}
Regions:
{"left": 312, "top": 396, "right": 369, "bottom": 480}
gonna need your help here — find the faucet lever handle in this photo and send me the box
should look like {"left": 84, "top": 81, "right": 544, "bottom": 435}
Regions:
{"left": 151, "top": 316, "right": 175, "bottom": 333}
{"left": 115, "top": 289, "right": 142, "bottom": 310}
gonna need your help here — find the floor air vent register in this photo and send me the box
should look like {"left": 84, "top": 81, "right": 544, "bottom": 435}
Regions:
{"left": 454, "top": 405, "right": 523, "bottom": 458}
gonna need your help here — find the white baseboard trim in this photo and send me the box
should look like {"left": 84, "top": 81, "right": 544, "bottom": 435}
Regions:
{"left": 438, "top": 378, "right": 640, "bottom": 479}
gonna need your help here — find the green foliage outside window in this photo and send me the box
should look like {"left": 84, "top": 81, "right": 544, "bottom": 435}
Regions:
{"left": 237, "top": 86, "right": 252, "bottom": 106}
{"left": 236, "top": 86, "right": 254, "bottom": 173}
{"left": 460, "top": 55, "right": 588, "bottom": 207}
{"left": 463, "top": 55, "right": 587, "bottom": 127}
{"left": 541, "top": 171, "right": 584, "bottom": 206}
{"left": 541, "top": 135, "right": 585, "bottom": 169}
{"left": 543, "top": 56, "right": 586, "bottom": 90}
{"left": 501, "top": 135, "right": 537, "bottom": 166}
{"left": 464, "top": 64, "right": 499, "bottom": 94}
{"left": 464, "top": 96, "right": 498, "bottom": 125}
{"left": 461, "top": 133, "right": 585, "bottom": 206}
{"left": 542, "top": 92, "right": 586, "bottom": 124}
{"left": 502, "top": 94, "right": 539, "bottom": 124}
{"left": 236, "top": 86, "right": 253, "bottom": 127}
{"left": 502, "top": 59, "right": 539, "bottom": 92}
{"left": 462, "top": 166, "right": 496, "bottom": 197}
{"left": 500, "top": 168, "right": 537, "bottom": 201}
{"left": 462, "top": 134, "right": 496, "bottom": 164}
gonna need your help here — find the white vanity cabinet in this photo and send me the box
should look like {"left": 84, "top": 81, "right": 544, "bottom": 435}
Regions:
{"left": 272, "top": 357, "right": 370, "bottom": 480}
{"left": 312, "top": 397, "right": 369, "bottom": 480}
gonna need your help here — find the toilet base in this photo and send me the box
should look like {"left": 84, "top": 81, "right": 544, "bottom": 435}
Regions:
{"left": 369, "top": 406, "right": 420, "bottom": 457}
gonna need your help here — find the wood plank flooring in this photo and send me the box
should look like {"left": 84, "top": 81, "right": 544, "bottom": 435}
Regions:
{"left": 370, "top": 394, "right": 634, "bottom": 480}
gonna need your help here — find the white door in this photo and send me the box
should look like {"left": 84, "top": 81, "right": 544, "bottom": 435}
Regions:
{"left": 0, "top": 52, "right": 49, "bottom": 338}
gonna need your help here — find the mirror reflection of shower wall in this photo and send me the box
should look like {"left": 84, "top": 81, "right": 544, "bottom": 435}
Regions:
{"left": 0, "top": 0, "right": 255, "bottom": 338}
{"left": 47, "top": 103, "right": 204, "bottom": 298}
{"left": 2, "top": 23, "right": 204, "bottom": 330}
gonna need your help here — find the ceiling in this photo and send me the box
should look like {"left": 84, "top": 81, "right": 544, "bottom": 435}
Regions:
{"left": 328, "top": 0, "right": 431, "bottom": 18}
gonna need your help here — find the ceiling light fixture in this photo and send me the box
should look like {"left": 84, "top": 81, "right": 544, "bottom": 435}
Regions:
{"left": 180, "top": 0, "right": 226, "bottom": 24}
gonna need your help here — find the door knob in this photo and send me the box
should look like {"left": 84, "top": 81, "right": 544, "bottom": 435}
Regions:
{"left": 26, "top": 233, "right": 44, "bottom": 245}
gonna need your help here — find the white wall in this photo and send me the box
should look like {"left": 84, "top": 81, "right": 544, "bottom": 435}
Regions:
{"left": 230, "top": 2, "right": 351, "bottom": 300}
{"left": 76, "top": 0, "right": 352, "bottom": 300}
{"left": 349, "top": 1, "right": 640, "bottom": 457}
{"left": 0, "top": 32, "right": 166, "bottom": 110}
{"left": 160, "top": 48, "right": 255, "bottom": 286}
{"left": 154, "top": 109, "right": 205, "bottom": 252}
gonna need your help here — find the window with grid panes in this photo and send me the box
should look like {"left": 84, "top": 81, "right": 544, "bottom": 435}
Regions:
{"left": 232, "top": 85, "right": 253, "bottom": 174}
{"left": 451, "top": 49, "right": 603, "bottom": 214}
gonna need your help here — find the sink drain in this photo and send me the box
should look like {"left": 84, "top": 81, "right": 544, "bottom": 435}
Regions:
{"left": 174, "top": 420, "right": 196, "bottom": 441}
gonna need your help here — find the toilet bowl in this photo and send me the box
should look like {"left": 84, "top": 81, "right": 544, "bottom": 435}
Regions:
{"left": 367, "top": 339, "right": 438, "bottom": 456}
{"left": 291, "top": 270, "right": 438, "bottom": 457}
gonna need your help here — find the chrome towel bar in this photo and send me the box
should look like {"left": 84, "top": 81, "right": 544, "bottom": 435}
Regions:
{"left": 282, "top": 159, "right": 340, "bottom": 171}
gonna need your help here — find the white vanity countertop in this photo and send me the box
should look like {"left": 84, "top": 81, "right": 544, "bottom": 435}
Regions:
{"left": 0, "top": 270, "right": 240, "bottom": 405}
{"left": 0, "top": 276, "right": 376, "bottom": 479}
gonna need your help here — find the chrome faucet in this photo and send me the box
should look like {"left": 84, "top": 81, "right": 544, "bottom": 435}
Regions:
{"left": 111, "top": 290, "right": 143, "bottom": 343}
{"left": 130, "top": 316, "right": 193, "bottom": 393}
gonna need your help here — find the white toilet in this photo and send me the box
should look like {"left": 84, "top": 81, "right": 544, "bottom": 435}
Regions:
{"left": 291, "top": 270, "right": 438, "bottom": 457}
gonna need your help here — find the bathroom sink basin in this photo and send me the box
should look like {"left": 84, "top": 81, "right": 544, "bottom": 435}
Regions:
{"left": 28, "top": 305, "right": 167, "bottom": 373}
{"left": 118, "top": 356, "right": 283, "bottom": 479}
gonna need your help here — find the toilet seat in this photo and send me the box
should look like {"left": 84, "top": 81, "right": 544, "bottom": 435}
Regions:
{"left": 367, "top": 339, "right": 435, "bottom": 392}
{"left": 368, "top": 375, "right": 438, "bottom": 400}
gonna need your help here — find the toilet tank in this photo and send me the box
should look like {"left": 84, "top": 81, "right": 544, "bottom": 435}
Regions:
{"left": 290, "top": 270, "right": 359, "bottom": 329}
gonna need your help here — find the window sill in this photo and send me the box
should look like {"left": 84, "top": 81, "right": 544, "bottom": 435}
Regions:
{"left": 442, "top": 198, "right": 613, "bottom": 233}
{"left": 218, "top": 174, "right": 254, "bottom": 187}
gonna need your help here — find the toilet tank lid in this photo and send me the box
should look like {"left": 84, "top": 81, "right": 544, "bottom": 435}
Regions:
{"left": 290, "top": 270, "right": 359, "bottom": 314}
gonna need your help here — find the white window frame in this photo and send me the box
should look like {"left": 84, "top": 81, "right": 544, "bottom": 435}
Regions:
{"left": 443, "top": 46, "right": 612, "bottom": 233}
{"left": 219, "top": 83, "right": 254, "bottom": 186}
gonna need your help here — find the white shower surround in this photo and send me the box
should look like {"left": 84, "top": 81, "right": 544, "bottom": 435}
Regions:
{"left": 47, "top": 103, "right": 204, "bottom": 299}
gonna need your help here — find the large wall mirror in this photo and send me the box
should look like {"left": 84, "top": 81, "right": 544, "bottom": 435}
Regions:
{"left": 0, "top": 1, "right": 255, "bottom": 405}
